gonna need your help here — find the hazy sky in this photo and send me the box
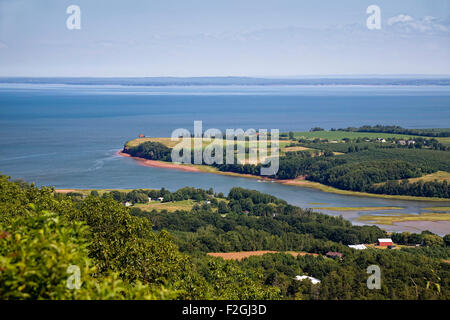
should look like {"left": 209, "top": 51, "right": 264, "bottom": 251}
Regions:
{"left": 0, "top": 0, "right": 449, "bottom": 76}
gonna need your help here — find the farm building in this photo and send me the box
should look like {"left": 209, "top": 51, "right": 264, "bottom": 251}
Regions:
{"left": 326, "top": 252, "right": 343, "bottom": 259}
{"left": 294, "top": 275, "right": 321, "bottom": 285}
{"left": 377, "top": 238, "right": 394, "bottom": 246}
{"left": 348, "top": 244, "right": 367, "bottom": 250}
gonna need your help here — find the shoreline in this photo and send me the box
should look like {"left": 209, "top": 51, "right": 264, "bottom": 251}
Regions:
{"left": 118, "top": 151, "right": 202, "bottom": 172}
{"left": 117, "top": 150, "right": 450, "bottom": 203}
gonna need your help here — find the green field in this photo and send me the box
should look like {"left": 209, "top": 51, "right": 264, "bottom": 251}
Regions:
{"left": 126, "top": 137, "right": 295, "bottom": 149}
{"left": 290, "top": 131, "right": 416, "bottom": 140}
{"left": 134, "top": 199, "right": 197, "bottom": 212}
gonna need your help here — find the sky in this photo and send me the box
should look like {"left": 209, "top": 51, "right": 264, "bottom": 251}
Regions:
{"left": 0, "top": 0, "right": 449, "bottom": 77}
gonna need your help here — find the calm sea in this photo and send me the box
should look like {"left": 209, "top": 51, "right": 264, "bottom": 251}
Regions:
{"left": 1, "top": 84, "right": 449, "bottom": 233}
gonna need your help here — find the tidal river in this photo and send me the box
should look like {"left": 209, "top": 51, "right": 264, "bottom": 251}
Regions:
{"left": 1, "top": 83, "right": 449, "bottom": 234}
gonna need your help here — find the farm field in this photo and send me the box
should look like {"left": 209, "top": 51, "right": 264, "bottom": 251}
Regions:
{"left": 125, "top": 137, "right": 296, "bottom": 149}
{"left": 207, "top": 251, "right": 319, "bottom": 261}
{"left": 134, "top": 199, "right": 197, "bottom": 212}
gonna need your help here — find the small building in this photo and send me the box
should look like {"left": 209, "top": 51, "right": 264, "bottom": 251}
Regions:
{"left": 157, "top": 197, "right": 164, "bottom": 202}
{"left": 204, "top": 200, "right": 211, "bottom": 204}
{"left": 377, "top": 238, "right": 393, "bottom": 246}
{"left": 376, "top": 138, "right": 386, "bottom": 143}
{"left": 407, "top": 140, "right": 416, "bottom": 145}
{"left": 398, "top": 140, "right": 407, "bottom": 146}
{"left": 139, "top": 134, "right": 145, "bottom": 138}
{"left": 348, "top": 244, "right": 367, "bottom": 250}
{"left": 294, "top": 275, "right": 321, "bottom": 285}
{"left": 326, "top": 251, "right": 343, "bottom": 259}
{"left": 148, "top": 197, "right": 152, "bottom": 202}
{"left": 123, "top": 201, "right": 133, "bottom": 207}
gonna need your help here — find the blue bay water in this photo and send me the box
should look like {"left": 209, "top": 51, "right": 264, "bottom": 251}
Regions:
{"left": 1, "top": 84, "right": 450, "bottom": 234}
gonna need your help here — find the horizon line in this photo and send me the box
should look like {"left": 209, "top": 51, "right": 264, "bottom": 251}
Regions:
{"left": 1, "top": 74, "right": 450, "bottom": 79}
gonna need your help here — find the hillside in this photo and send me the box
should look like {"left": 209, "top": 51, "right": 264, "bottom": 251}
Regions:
{"left": 1, "top": 175, "right": 449, "bottom": 300}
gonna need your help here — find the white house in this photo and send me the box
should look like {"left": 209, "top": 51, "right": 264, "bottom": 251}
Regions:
{"left": 376, "top": 138, "right": 386, "bottom": 143}
{"left": 294, "top": 275, "right": 321, "bottom": 285}
{"left": 148, "top": 197, "right": 152, "bottom": 202}
{"left": 348, "top": 244, "right": 367, "bottom": 250}
{"left": 124, "top": 201, "right": 133, "bottom": 207}
{"left": 157, "top": 197, "right": 164, "bottom": 201}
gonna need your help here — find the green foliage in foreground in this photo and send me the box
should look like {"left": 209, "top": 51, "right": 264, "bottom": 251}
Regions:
{"left": 0, "top": 174, "right": 279, "bottom": 300}
{"left": 0, "top": 207, "right": 176, "bottom": 300}
{"left": 1, "top": 174, "right": 450, "bottom": 300}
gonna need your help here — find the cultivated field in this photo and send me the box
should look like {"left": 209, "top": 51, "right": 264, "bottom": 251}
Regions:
{"left": 207, "top": 251, "right": 319, "bottom": 261}
{"left": 134, "top": 199, "right": 197, "bottom": 212}
{"left": 126, "top": 137, "right": 296, "bottom": 149}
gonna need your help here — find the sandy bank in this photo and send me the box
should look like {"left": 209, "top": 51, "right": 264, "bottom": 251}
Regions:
{"left": 117, "top": 151, "right": 201, "bottom": 172}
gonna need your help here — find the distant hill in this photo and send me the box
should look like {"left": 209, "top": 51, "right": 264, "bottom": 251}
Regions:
{"left": 1, "top": 76, "right": 450, "bottom": 86}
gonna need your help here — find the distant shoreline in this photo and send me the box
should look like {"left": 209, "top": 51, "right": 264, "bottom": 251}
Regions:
{"left": 2, "top": 76, "right": 450, "bottom": 87}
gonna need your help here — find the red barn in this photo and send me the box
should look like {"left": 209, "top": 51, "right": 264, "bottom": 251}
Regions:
{"left": 377, "top": 238, "right": 393, "bottom": 246}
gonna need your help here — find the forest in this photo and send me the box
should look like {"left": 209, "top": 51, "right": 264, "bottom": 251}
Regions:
{"left": 1, "top": 174, "right": 449, "bottom": 300}
{"left": 122, "top": 133, "right": 450, "bottom": 198}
